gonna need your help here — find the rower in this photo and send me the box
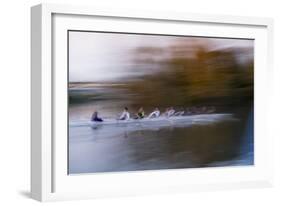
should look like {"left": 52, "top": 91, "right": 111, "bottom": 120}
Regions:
{"left": 164, "top": 107, "right": 175, "bottom": 117}
{"left": 168, "top": 107, "right": 175, "bottom": 117}
{"left": 91, "top": 111, "right": 103, "bottom": 122}
{"left": 148, "top": 108, "right": 160, "bottom": 118}
{"left": 118, "top": 107, "right": 130, "bottom": 120}
{"left": 163, "top": 107, "right": 175, "bottom": 117}
{"left": 207, "top": 106, "right": 216, "bottom": 113}
{"left": 135, "top": 107, "right": 145, "bottom": 119}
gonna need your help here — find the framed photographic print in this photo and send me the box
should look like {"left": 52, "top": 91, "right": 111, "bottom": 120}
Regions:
{"left": 31, "top": 3, "right": 274, "bottom": 201}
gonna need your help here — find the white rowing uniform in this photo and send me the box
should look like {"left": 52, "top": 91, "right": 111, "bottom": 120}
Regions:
{"left": 167, "top": 109, "right": 175, "bottom": 117}
{"left": 174, "top": 111, "right": 185, "bottom": 116}
{"left": 119, "top": 111, "right": 130, "bottom": 120}
{"left": 148, "top": 110, "right": 160, "bottom": 118}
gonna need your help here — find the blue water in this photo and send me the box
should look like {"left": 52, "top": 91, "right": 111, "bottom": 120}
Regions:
{"left": 68, "top": 108, "right": 253, "bottom": 174}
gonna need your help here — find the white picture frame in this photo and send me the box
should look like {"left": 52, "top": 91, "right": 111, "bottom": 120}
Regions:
{"left": 31, "top": 3, "right": 274, "bottom": 202}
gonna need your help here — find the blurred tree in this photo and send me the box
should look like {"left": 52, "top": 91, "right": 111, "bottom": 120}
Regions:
{"left": 125, "top": 39, "right": 253, "bottom": 110}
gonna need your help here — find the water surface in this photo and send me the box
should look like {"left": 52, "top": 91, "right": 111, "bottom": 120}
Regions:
{"left": 68, "top": 104, "right": 253, "bottom": 174}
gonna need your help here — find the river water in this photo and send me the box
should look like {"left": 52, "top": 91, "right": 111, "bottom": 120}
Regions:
{"left": 68, "top": 99, "right": 253, "bottom": 174}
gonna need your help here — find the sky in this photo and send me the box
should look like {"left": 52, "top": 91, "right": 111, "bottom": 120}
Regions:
{"left": 69, "top": 31, "right": 254, "bottom": 83}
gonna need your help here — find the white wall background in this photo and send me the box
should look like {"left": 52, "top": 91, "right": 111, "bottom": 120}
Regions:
{"left": 0, "top": 0, "right": 280, "bottom": 205}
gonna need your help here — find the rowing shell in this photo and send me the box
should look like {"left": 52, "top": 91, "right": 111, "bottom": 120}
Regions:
{"left": 69, "top": 113, "right": 236, "bottom": 128}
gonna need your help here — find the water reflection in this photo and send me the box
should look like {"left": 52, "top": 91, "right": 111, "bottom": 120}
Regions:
{"left": 69, "top": 108, "right": 253, "bottom": 174}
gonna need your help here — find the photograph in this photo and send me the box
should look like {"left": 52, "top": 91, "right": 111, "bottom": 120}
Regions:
{"left": 68, "top": 31, "right": 254, "bottom": 174}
